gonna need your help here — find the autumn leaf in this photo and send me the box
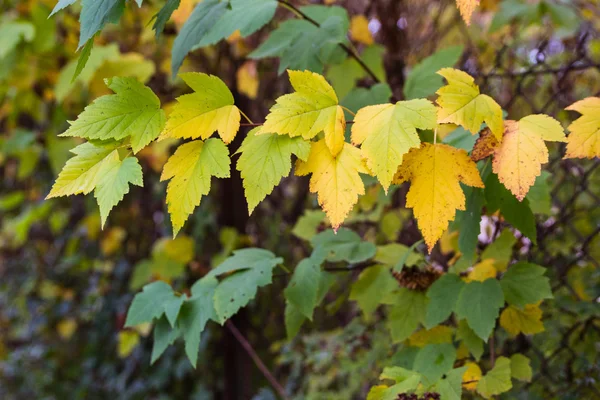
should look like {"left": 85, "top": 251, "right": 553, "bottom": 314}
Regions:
{"left": 236, "top": 61, "right": 259, "bottom": 99}
{"left": 436, "top": 68, "right": 503, "bottom": 141}
{"left": 456, "top": 0, "right": 480, "bottom": 25}
{"left": 352, "top": 99, "right": 437, "bottom": 191}
{"left": 393, "top": 143, "right": 484, "bottom": 252}
{"left": 259, "top": 70, "right": 346, "bottom": 156}
{"left": 161, "top": 72, "right": 241, "bottom": 143}
{"left": 564, "top": 97, "right": 600, "bottom": 159}
{"left": 161, "top": 138, "right": 230, "bottom": 236}
{"left": 472, "top": 114, "right": 566, "bottom": 200}
{"left": 295, "top": 140, "right": 368, "bottom": 229}
{"left": 500, "top": 304, "right": 545, "bottom": 336}
{"left": 350, "top": 15, "right": 373, "bottom": 45}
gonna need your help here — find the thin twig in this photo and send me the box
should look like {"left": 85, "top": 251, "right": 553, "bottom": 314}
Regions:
{"left": 226, "top": 321, "right": 290, "bottom": 400}
{"left": 474, "top": 62, "right": 600, "bottom": 79}
{"left": 277, "top": 0, "right": 381, "bottom": 83}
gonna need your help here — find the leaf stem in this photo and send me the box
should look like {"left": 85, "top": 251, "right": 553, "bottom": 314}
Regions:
{"left": 239, "top": 109, "right": 254, "bottom": 124}
{"left": 340, "top": 105, "right": 356, "bottom": 116}
{"left": 276, "top": 0, "right": 381, "bottom": 84}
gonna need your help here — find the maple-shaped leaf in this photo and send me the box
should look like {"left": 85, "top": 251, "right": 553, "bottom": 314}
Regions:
{"left": 60, "top": 77, "right": 166, "bottom": 153}
{"left": 161, "top": 73, "right": 241, "bottom": 144}
{"left": 476, "top": 357, "right": 512, "bottom": 399}
{"left": 500, "top": 304, "right": 544, "bottom": 336}
{"left": 161, "top": 138, "right": 230, "bottom": 236}
{"left": 564, "top": 97, "right": 600, "bottom": 159}
{"left": 436, "top": 68, "right": 503, "bottom": 141}
{"left": 295, "top": 140, "right": 368, "bottom": 229}
{"left": 94, "top": 153, "right": 143, "bottom": 227}
{"left": 47, "top": 142, "right": 117, "bottom": 198}
{"left": 259, "top": 70, "right": 346, "bottom": 156}
{"left": 236, "top": 128, "right": 311, "bottom": 214}
{"left": 472, "top": 114, "right": 565, "bottom": 200}
{"left": 393, "top": 143, "right": 484, "bottom": 252}
{"left": 456, "top": 0, "right": 479, "bottom": 25}
{"left": 352, "top": 99, "right": 437, "bottom": 191}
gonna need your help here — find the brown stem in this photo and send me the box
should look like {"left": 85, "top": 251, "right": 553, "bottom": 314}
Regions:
{"left": 276, "top": 0, "right": 381, "bottom": 83}
{"left": 225, "top": 321, "right": 289, "bottom": 400}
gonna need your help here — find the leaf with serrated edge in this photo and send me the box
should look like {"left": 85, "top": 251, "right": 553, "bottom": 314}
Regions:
{"left": 352, "top": 99, "right": 436, "bottom": 191}
{"left": 296, "top": 140, "right": 368, "bottom": 230}
{"left": 161, "top": 139, "right": 230, "bottom": 236}
{"left": 162, "top": 72, "right": 240, "bottom": 143}
{"left": 393, "top": 143, "right": 484, "bottom": 252}
{"left": 456, "top": 0, "right": 479, "bottom": 25}
{"left": 236, "top": 128, "right": 310, "bottom": 213}
{"left": 259, "top": 70, "right": 346, "bottom": 156}
{"left": 94, "top": 153, "right": 143, "bottom": 227}
{"left": 59, "top": 77, "right": 166, "bottom": 153}
{"left": 564, "top": 97, "right": 600, "bottom": 159}
{"left": 500, "top": 304, "right": 544, "bottom": 336}
{"left": 476, "top": 357, "right": 512, "bottom": 399}
{"left": 436, "top": 68, "right": 503, "bottom": 140}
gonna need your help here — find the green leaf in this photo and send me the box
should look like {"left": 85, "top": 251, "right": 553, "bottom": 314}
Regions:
{"left": 161, "top": 138, "right": 230, "bottom": 236}
{"left": 171, "top": 0, "right": 227, "bottom": 76}
{"left": 151, "top": 316, "right": 180, "bottom": 364}
{"left": 291, "top": 209, "right": 325, "bottom": 241}
{"left": 46, "top": 142, "right": 117, "bottom": 199}
{"left": 413, "top": 343, "right": 456, "bottom": 383}
{"left": 125, "top": 281, "right": 177, "bottom": 327}
{"left": 284, "top": 258, "right": 321, "bottom": 320}
{"left": 94, "top": 153, "right": 143, "bottom": 227}
{"left": 526, "top": 170, "right": 552, "bottom": 215}
{"left": 485, "top": 172, "right": 537, "bottom": 244}
{"left": 489, "top": 0, "right": 537, "bottom": 33}
{"left": 403, "top": 46, "right": 463, "bottom": 99}
{"left": 374, "top": 243, "right": 422, "bottom": 268}
{"left": 72, "top": 37, "right": 94, "bottom": 82}
{"left": 60, "top": 77, "right": 166, "bottom": 153}
{"left": 311, "top": 228, "right": 376, "bottom": 263}
{"left": 0, "top": 21, "right": 35, "bottom": 58}
{"left": 481, "top": 229, "right": 517, "bottom": 272}
{"left": 442, "top": 126, "right": 478, "bottom": 151}
{"left": 476, "top": 357, "right": 513, "bottom": 398}
{"left": 211, "top": 249, "right": 282, "bottom": 323}
{"left": 349, "top": 265, "right": 397, "bottom": 316}
{"left": 79, "top": 0, "right": 125, "bottom": 48}
{"left": 367, "top": 367, "right": 422, "bottom": 400}
{"left": 179, "top": 276, "right": 218, "bottom": 367}
{"left": 385, "top": 288, "right": 427, "bottom": 343}
{"left": 236, "top": 128, "right": 310, "bottom": 213}
{"left": 457, "top": 319, "right": 484, "bottom": 361}
{"left": 153, "top": 0, "right": 180, "bottom": 38}
{"left": 50, "top": 0, "right": 78, "bottom": 17}
{"left": 455, "top": 279, "right": 505, "bottom": 341}
{"left": 197, "top": 0, "right": 277, "bottom": 47}
{"left": 500, "top": 262, "right": 552, "bottom": 308}
{"left": 510, "top": 354, "right": 532, "bottom": 382}
{"left": 433, "top": 367, "right": 467, "bottom": 400}
{"left": 425, "top": 273, "right": 465, "bottom": 329}
{"left": 327, "top": 45, "right": 386, "bottom": 98}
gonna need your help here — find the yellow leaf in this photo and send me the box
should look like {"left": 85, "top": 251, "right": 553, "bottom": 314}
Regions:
{"left": 101, "top": 227, "right": 126, "bottom": 256}
{"left": 236, "top": 61, "right": 259, "bottom": 99}
{"left": 352, "top": 99, "right": 437, "bottom": 191}
{"left": 172, "top": 0, "right": 199, "bottom": 28}
{"left": 456, "top": 0, "right": 480, "bottom": 25}
{"left": 260, "top": 70, "right": 346, "bottom": 156}
{"left": 153, "top": 235, "right": 195, "bottom": 264}
{"left": 564, "top": 97, "right": 600, "bottom": 159}
{"left": 161, "top": 139, "right": 230, "bottom": 236}
{"left": 350, "top": 15, "right": 374, "bottom": 45}
{"left": 162, "top": 72, "right": 240, "bottom": 144}
{"left": 408, "top": 325, "right": 454, "bottom": 347}
{"left": 296, "top": 140, "right": 368, "bottom": 229}
{"left": 57, "top": 318, "right": 77, "bottom": 340}
{"left": 491, "top": 115, "right": 566, "bottom": 200}
{"left": 466, "top": 259, "right": 497, "bottom": 282}
{"left": 500, "top": 304, "right": 545, "bottom": 336}
{"left": 463, "top": 362, "right": 482, "bottom": 391}
{"left": 117, "top": 330, "right": 140, "bottom": 358}
{"left": 393, "top": 143, "right": 484, "bottom": 252}
{"left": 436, "top": 68, "right": 503, "bottom": 141}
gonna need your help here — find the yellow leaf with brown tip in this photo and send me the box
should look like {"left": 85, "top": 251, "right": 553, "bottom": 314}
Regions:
{"left": 393, "top": 143, "right": 484, "bottom": 252}
{"left": 295, "top": 140, "right": 368, "bottom": 229}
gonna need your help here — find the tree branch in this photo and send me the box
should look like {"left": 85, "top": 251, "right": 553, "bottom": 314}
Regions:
{"left": 225, "top": 321, "right": 289, "bottom": 400}
{"left": 277, "top": 0, "right": 381, "bottom": 84}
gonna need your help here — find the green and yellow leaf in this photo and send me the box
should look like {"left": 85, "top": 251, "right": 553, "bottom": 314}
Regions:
{"left": 161, "top": 138, "right": 230, "bottom": 236}
{"left": 500, "top": 304, "right": 545, "bottom": 336}
{"left": 476, "top": 357, "right": 513, "bottom": 399}
{"left": 59, "top": 77, "right": 166, "bottom": 153}
{"left": 295, "top": 140, "right": 368, "bottom": 230}
{"left": 436, "top": 68, "right": 503, "bottom": 140}
{"left": 236, "top": 128, "right": 310, "bottom": 214}
{"left": 259, "top": 70, "right": 346, "bottom": 156}
{"left": 564, "top": 97, "right": 600, "bottom": 159}
{"left": 352, "top": 99, "right": 437, "bottom": 191}
{"left": 161, "top": 72, "right": 241, "bottom": 143}
{"left": 392, "top": 143, "right": 484, "bottom": 252}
